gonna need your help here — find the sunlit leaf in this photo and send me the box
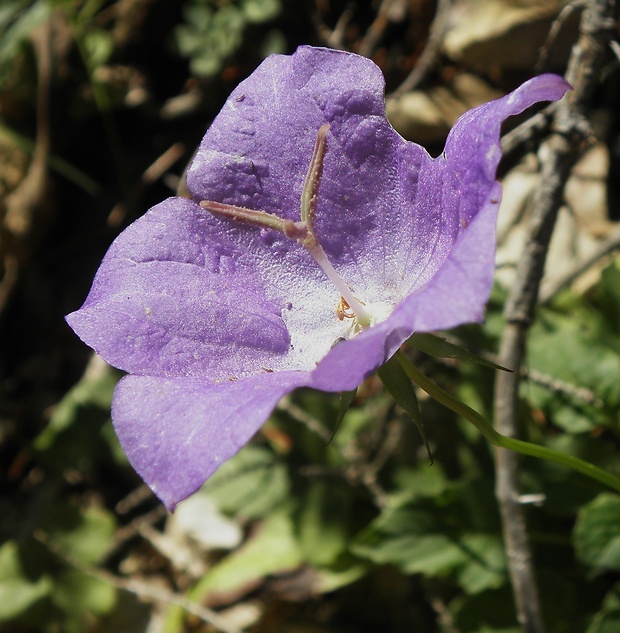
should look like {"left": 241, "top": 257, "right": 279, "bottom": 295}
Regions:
{"left": 42, "top": 504, "right": 116, "bottom": 566}
{"left": 190, "top": 510, "right": 302, "bottom": 601}
{"left": 297, "top": 479, "right": 351, "bottom": 567}
{"left": 587, "top": 584, "right": 620, "bottom": 633}
{"left": 409, "top": 332, "right": 510, "bottom": 371}
{"left": 201, "top": 445, "right": 290, "bottom": 519}
{"left": 52, "top": 570, "right": 116, "bottom": 620}
{"left": 0, "top": 541, "right": 52, "bottom": 621}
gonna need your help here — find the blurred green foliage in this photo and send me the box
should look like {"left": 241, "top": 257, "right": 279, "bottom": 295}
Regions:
{"left": 7, "top": 259, "right": 620, "bottom": 631}
{"left": 0, "top": 0, "right": 49, "bottom": 81}
{"left": 175, "top": 0, "right": 283, "bottom": 77}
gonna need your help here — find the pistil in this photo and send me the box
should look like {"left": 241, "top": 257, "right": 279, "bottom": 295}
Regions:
{"left": 306, "top": 243, "right": 371, "bottom": 327}
{"left": 200, "top": 124, "right": 372, "bottom": 329}
{"left": 199, "top": 200, "right": 289, "bottom": 233}
{"left": 299, "top": 123, "right": 330, "bottom": 249}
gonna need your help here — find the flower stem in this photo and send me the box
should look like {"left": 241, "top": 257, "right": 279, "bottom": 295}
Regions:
{"left": 395, "top": 350, "right": 620, "bottom": 493}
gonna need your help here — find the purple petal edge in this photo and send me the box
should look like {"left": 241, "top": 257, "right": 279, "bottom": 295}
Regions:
{"left": 113, "top": 371, "right": 309, "bottom": 511}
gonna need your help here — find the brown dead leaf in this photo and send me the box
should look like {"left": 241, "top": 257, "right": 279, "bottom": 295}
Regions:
{"left": 443, "top": 0, "right": 578, "bottom": 73}
{"left": 387, "top": 73, "right": 502, "bottom": 145}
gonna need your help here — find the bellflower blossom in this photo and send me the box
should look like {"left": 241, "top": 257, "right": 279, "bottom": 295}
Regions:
{"left": 67, "top": 46, "right": 570, "bottom": 510}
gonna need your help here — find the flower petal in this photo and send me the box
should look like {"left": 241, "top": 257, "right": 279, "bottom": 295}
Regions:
{"left": 186, "top": 46, "right": 445, "bottom": 307}
{"left": 66, "top": 197, "right": 292, "bottom": 380}
{"left": 442, "top": 73, "right": 572, "bottom": 227}
{"left": 398, "top": 185, "right": 502, "bottom": 331}
{"left": 311, "top": 74, "right": 571, "bottom": 391}
{"left": 112, "top": 371, "right": 309, "bottom": 510}
{"left": 310, "top": 318, "right": 411, "bottom": 392}
{"left": 398, "top": 73, "right": 572, "bottom": 330}
{"left": 185, "top": 48, "right": 570, "bottom": 348}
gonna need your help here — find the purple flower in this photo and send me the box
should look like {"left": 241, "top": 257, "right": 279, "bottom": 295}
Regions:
{"left": 66, "top": 46, "right": 570, "bottom": 510}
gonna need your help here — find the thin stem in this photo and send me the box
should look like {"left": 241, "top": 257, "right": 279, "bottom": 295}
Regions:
{"left": 357, "top": 0, "right": 400, "bottom": 58}
{"left": 392, "top": 0, "right": 452, "bottom": 97}
{"left": 396, "top": 351, "right": 620, "bottom": 494}
{"left": 493, "top": 2, "right": 616, "bottom": 631}
{"left": 538, "top": 222, "right": 620, "bottom": 303}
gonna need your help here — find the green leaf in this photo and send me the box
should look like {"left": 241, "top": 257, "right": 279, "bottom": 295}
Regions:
{"left": 354, "top": 522, "right": 505, "bottom": 591}
{"left": 335, "top": 388, "right": 357, "bottom": 431}
{"left": 352, "top": 505, "right": 465, "bottom": 579}
{"left": 377, "top": 354, "right": 431, "bottom": 462}
{"left": 190, "top": 510, "right": 302, "bottom": 600}
{"left": 243, "top": 0, "right": 280, "bottom": 22}
{"left": 397, "top": 350, "right": 620, "bottom": 494}
{"left": 378, "top": 355, "right": 423, "bottom": 427}
{"left": 0, "top": 0, "right": 50, "bottom": 81}
{"left": 389, "top": 463, "right": 451, "bottom": 506}
{"left": 34, "top": 360, "right": 118, "bottom": 453}
{"left": 409, "top": 332, "right": 510, "bottom": 371}
{"left": 528, "top": 310, "right": 620, "bottom": 417}
{"left": 42, "top": 504, "right": 117, "bottom": 566}
{"left": 352, "top": 467, "right": 505, "bottom": 591}
{"left": 319, "top": 388, "right": 358, "bottom": 448}
{"left": 313, "top": 554, "right": 369, "bottom": 593}
{"left": 587, "top": 584, "right": 620, "bottom": 633}
{"left": 574, "top": 493, "right": 620, "bottom": 572}
{"left": 594, "top": 261, "right": 620, "bottom": 338}
{"left": 297, "top": 479, "right": 351, "bottom": 567}
{"left": 201, "top": 444, "right": 290, "bottom": 519}
{"left": 83, "top": 28, "right": 113, "bottom": 68}
{"left": 602, "top": 583, "right": 620, "bottom": 610}
{"left": 587, "top": 611, "right": 620, "bottom": 633}
{"left": 52, "top": 570, "right": 116, "bottom": 620}
{"left": 456, "top": 534, "right": 507, "bottom": 594}
{"left": 0, "top": 541, "right": 52, "bottom": 621}
{"left": 451, "top": 586, "right": 519, "bottom": 633}
{"left": 175, "top": 3, "right": 245, "bottom": 77}
{"left": 380, "top": 533, "right": 468, "bottom": 576}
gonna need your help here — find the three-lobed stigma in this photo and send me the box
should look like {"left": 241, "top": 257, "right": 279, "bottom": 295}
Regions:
{"left": 201, "top": 125, "right": 372, "bottom": 330}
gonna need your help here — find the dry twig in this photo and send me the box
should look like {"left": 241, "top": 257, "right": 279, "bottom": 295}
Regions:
{"left": 35, "top": 529, "right": 244, "bottom": 633}
{"left": 392, "top": 0, "right": 453, "bottom": 97}
{"left": 535, "top": 0, "right": 586, "bottom": 73}
{"left": 493, "top": 2, "right": 616, "bottom": 632}
{"left": 313, "top": 1, "right": 355, "bottom": 50}
{"left": 0, "top": 20, "right": 53, "bottom": 313}
{"left": 280, "top": 395, "right": 396, "bottom": 507}
{"left": 538, "top": 221, "right": 620, "bottom": 302}
{"left": 356, "top": 0, "right": 406, "bottom": 58}
{"left": 107, "top": 141, "right": 186, "bottom": 228}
